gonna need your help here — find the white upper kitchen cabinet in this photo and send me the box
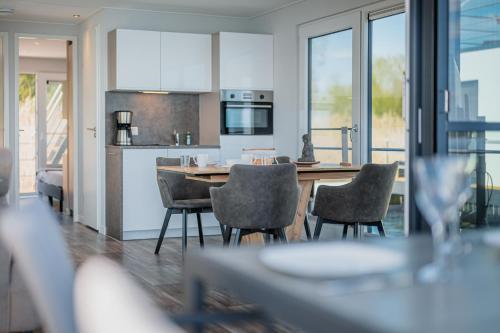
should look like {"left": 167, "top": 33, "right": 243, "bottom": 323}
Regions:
{"left": 219, "top": 32, "right": 274, "bottom": 91}
{"left": 161, "top": 32, "right": 212, "bottom": 92}
{"left": 108, "top": 29, "right": 161, "bottom": 91}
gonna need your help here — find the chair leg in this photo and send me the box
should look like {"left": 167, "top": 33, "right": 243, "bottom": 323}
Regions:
{"left": 376, "top": 221, "right": 386, "bottom": 237}
{"left": 223, "top": 226, "right": 233, "bottom": 246}
{"left": 313, "top": 218, "right": 323, "bottom": 240}
{"left": 219, "top": 223, "right": 225, "bottom": 237}
{"left": 353, "top": 223, "right": 359, "bottom": 239}
{"left": 272, "top": 230, "right": 279, "bottom": 242}
{"left": 48, "top": 196, "right": 53, "bottom": 206}
{"left": 278, "top": 228, "right": 288, "bottom": 244}
{"left": 263, "top": 233, "right": 271, "bottom": 244}
{"left": 155, "top": 209, "right": 173, "bottom": 254}
{"left": 59, "top": 199, "right": 63, "bottom": 213}
{"left": 304, "top": 216, "right": 312, "bottom": 241}
{"left": 342, "top": 225, "right": 349, "bottom": 240}
{"left": 182, "top": 209, "right": 188, "bottom": 257}
{"left": 236, "top": 229, "right": 244, "bottom": 246}
{"left": 196, "top": 213, "right": 204, "bottom": 248}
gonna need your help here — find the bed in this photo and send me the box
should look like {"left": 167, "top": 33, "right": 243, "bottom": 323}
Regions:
{"left": 36, "top": 169, "right": 64, "bottom": 212}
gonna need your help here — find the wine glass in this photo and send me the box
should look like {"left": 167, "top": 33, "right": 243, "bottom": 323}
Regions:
{"left": 413, "top": 156, "right": 472, "bottom": 282}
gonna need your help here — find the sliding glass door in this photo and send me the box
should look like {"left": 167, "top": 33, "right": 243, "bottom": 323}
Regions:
{"left": 438, "top": 0, "right": 500, "bottom": 229}
{"left": 300, "top": 12, "right": 361, "bottom": 165}
{"left": 368, "top": 10, "right": 406, "bottom": 236}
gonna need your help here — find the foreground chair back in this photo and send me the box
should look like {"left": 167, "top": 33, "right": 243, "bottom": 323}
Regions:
{"left": 75, "top": 256, "right": 184, "bottom": 333}
{"left": 312, "top": 162, "right": 398, "bottom": 239}
{"left": 210, "top": 164, "right": 299, "bottom": 244}
{"left": 0, "top": 201, "right": 77, "bottom": 333}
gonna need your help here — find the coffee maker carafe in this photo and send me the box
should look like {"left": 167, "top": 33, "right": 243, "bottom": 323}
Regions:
{"left": 114, "top": 110, "right": 133, "bottom": 146}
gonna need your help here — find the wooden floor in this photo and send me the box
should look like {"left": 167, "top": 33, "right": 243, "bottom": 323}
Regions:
{"left": 58, "top": 214, "right": 296, "bottom": 333}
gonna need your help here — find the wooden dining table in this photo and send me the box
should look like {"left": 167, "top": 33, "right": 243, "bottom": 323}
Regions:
{"left": 157, "top": 164, "right": 361, "bottom": 242}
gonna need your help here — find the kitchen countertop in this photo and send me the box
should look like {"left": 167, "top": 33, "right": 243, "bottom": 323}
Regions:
{"left": 106, "top": 144, "right": 220, "bottom": 149}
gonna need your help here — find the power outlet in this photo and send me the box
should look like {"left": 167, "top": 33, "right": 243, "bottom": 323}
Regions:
{"left": 131, "top": 126, "right": 139, "bottom": 136}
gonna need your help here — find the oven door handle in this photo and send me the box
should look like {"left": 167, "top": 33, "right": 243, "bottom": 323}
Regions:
{"left": 225, "top": 104, "right": 273, "bottom": 109}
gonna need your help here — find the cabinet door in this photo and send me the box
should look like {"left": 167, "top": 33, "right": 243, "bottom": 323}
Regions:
{"left": 115, "top": 30, "right": 161, "bottom": 90}
{"left": 161, "top": 32, "right": 212, "bottom": 92}
{"left": 219, "top": 32, "right": 274, "bottom": 90}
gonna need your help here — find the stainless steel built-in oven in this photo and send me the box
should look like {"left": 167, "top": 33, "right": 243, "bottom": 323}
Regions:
{"left": 220, "top": 90, "right": 273, "bottom": 135}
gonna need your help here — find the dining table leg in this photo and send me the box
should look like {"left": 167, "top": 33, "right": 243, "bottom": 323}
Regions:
{"left": 286, "top": 180, "right": 314, "bottom": 241}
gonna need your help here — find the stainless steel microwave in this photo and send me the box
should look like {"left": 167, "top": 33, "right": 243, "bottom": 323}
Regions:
{"left": 220, "top": 90, "right": 273, "bottom": 135}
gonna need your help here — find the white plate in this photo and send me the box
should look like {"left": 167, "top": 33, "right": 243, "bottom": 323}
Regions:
{"left": 259, "top": 243, "right": 406, "bottom": 279}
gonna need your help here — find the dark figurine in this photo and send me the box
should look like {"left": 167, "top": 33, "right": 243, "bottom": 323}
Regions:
{"left": 298, "top": 134, "right": 315, "bottom": 162}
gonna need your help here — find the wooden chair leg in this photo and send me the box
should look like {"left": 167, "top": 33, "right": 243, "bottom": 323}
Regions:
{"left": 278, "top": 228, "right": 288, "bottom": 244}
{"left": 155, "top": 209, "right": 173, "bottom": 254}
{"left": 304, "top": 216, "right": 312, "bottom": 240}
{"left": 182, "top": 209, "right": 188, "bottom": 257}
{"left": 376, "top": 221, "right": 386, "bottom": 237}
{"left": 222, "top": 226, "right": 233, "bottom": 246}
{"left": 196, "top": 213, "right": 204, "bottom": 248}
{"left": 342, "top": 225, "right": 349, "bottom": 240}
{"left": 313, "top": 218, "right": 323, "bottom": 240}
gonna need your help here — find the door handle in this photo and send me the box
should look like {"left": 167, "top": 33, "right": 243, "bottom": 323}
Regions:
{"left": 350, "top": 124, "right": 358, "bottom": 141}
{"left": 86, "top": 127, "right": 96, "bottom": 138}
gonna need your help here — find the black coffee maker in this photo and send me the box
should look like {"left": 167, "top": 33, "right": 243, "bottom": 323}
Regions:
{"left": 114, "top": 110, "right": 133, "bottom": 146}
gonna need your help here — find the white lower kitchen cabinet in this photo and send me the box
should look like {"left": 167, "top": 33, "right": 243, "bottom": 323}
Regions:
{"left": 106, "top": 146, "right": 222, "bottom": 241}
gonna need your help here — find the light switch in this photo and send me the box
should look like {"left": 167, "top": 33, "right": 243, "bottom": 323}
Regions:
{"left": 131, "top": 127, "right": 139, "bottom": 136}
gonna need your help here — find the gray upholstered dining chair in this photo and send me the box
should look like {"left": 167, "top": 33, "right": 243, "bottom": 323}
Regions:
{"left": 0, "top": 149, "right": 40, "bottom": 333}
{"left": 155, "top": 157, "right": 223, "bottom": 255}
{"left": 0, "top": 201, "right": 77, "bottom": 333}
{"left": 312, "top": 162, "right": 398, "bottom": 239}
{"left": 210, "top": 164, "right": 299, "bottom": 245}
{"left": 75, "top": 257, "right": 184, "bottom": 333}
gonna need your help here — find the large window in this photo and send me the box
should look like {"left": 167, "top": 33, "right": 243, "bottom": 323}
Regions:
{"left": 19, "top": 73, "right": 37, "bottom": 194}
{"left": 445, "top": 0, "right": 500, "bottom": 229}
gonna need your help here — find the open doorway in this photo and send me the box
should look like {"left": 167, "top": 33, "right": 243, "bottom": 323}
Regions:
{"left": 17, "top": 37, "right": 75, "bottom": 216}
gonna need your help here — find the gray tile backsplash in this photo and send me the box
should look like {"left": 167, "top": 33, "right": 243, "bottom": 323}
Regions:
{"left": 105, "top": 91, "right": 200, "bottom": 145}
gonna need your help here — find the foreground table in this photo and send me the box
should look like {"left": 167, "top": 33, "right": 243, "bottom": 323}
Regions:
{"left": 157, "top": 164, "right": 360, "bottom": 241}
{"left": 184, "top": 234, "right": 500, "bottom": 333}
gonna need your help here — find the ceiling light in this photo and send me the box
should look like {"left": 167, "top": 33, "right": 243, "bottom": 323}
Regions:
{"left": 0, "top": 8, "right": 14, "bottom": 16}
{"left": 34, "top": 41, "right": 40, "bottom": 46}
{"left": 72, "top": 14, "right": 80, "bottom": 18}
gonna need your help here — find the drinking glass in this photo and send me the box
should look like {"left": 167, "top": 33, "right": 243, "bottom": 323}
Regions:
{"left": 413, "top": 156, "right": 472, "bottom": 282}
{"left": 180, "top": 155, "right": 191, "bottom": 168}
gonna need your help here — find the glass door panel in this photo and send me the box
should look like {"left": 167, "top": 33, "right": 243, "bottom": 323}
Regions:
{"left": 369, "top": 11, "right": 406, "bottom": 237}
{"left": 45, "top": 80, "right": 67, "bottom": 168}
{"left": 19, "top": 73, "right": 37, "bottom": 194}
{"left": 309, "top": 29, "right": 354, "bottom": 163}
{"left": 445, "top": 0, "right": 500, "bottom": 229}
{"left": 301, "top": 11, "right": 361, "bottom": 165}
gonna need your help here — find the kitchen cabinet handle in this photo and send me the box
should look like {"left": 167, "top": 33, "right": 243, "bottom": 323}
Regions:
{"left": 225, "top": 104, "right": 272, "bottom": 108}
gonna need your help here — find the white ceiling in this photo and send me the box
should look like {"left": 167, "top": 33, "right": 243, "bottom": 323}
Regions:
{"left": 0, "top": 0, "right": 303, "bottom": 23}
{"left": 19, "top": 38, "right": 67, "bottom": 59}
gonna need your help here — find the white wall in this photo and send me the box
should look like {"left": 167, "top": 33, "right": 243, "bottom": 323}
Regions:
{"left": 249, "top": 0, "right": 380, "bottom": 159}
{"left": 19, "top": 57, "right": 66, "bottom": 74}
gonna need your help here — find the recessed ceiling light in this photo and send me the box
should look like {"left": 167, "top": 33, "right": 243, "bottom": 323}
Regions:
{"left": 72, "top": 14, "right": 80, "bottom": 18}
{"left": 0, "top": 8, "right": 14, "bottom": 16}
{"left": 34, "top": 41, "right": 40, "bottom": 46}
